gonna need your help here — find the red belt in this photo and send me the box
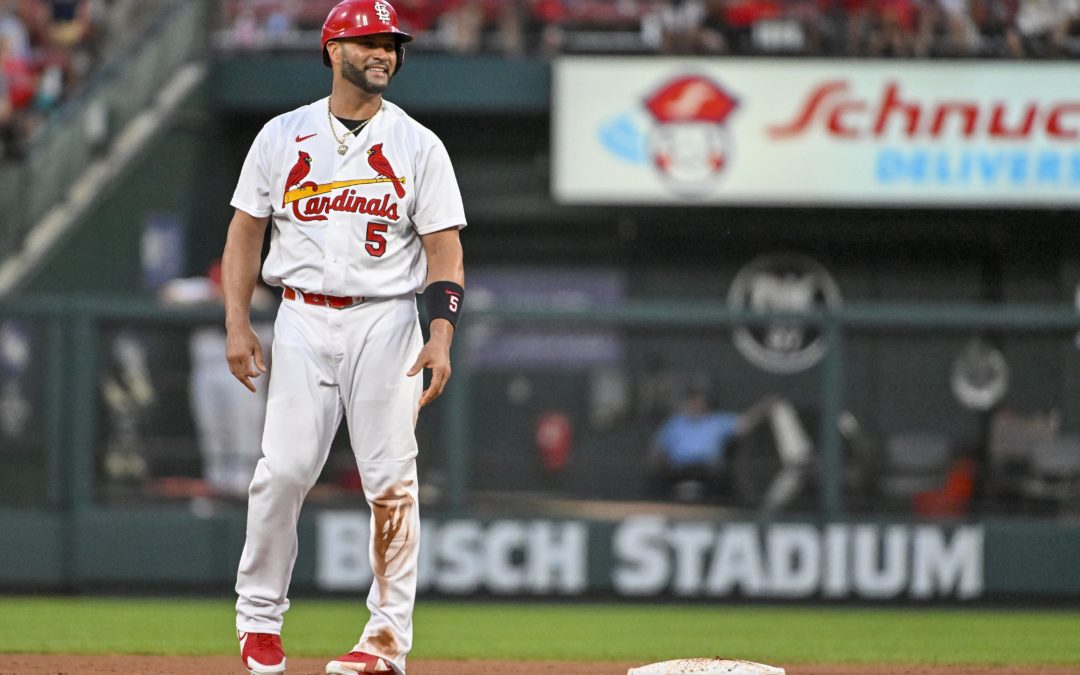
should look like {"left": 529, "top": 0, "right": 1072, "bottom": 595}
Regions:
{"left": 283, "top": 286, "right": 364, "bottom": 309}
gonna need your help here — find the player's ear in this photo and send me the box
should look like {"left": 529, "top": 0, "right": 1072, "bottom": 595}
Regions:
{"left": 326, "top": 40, "right": 341, "bottom": 66}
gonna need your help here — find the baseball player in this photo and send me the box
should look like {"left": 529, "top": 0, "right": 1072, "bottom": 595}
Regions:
{"left": 222, "top": 2, "right": 466, "bottom": 673}
{"left": 159, "top": 262, "right": 274, "bottom": 500}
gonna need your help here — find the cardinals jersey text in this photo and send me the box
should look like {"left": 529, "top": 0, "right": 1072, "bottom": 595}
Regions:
{"left": 231, "top": 98, "right": 466, "bottom": 298}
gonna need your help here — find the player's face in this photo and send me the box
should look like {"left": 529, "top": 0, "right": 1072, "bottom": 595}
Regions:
{"left": 337, "top": 36, "right": 398, "bottom": 95}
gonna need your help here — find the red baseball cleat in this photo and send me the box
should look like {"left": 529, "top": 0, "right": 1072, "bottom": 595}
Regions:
{"left": 325, "top": 650, "right": 396, "bottom": 674}
{"left": 238, "top": 631, "right": 286, "bottom": 674}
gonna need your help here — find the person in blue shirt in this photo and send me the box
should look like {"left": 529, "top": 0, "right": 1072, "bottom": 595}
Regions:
{"left": 648, "top": 382, "right": 776, "bottom": 503}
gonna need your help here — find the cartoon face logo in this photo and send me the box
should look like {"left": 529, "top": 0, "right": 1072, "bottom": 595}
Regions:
{"left": 598, "top": 74, "right": 739, "bottom": 199}
{"left": 374, "top": 1, "right": 392, "bottom": 23}
{"left": 644, "top": 76, "right": 738, "bottom": 196}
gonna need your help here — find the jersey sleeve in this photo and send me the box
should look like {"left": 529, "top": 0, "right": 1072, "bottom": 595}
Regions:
{"left": 411, "top": 135, "right": 467, "bottom": 235}
{"left": 230, "top": 123, "right": 274, "bottom": 218}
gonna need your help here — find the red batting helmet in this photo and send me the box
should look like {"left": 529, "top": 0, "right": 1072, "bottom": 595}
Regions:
{"left": 322, "top": 0, "right": 413, "bottom": 71}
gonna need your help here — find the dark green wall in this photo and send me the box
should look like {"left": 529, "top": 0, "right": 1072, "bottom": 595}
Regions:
{"left": 211, "top": 54, "right": 551, "bottom": 114}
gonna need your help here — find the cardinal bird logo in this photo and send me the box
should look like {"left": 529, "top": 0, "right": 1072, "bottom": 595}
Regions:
{"left": 367, "top": 143, "right": 405, "bottom": 198}
{"left": 284, "top": 151, "right": 313, "bottom": 207}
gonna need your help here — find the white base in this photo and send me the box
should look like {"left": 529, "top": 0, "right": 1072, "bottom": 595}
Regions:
{"left": 628, "top": 658, "right": 785, "bottom": 675}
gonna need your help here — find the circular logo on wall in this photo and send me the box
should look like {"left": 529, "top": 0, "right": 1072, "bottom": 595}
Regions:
{"left": 950, "top": 337, "right": 1009, "bottom": 410}
{"left": 727, "top": 253, "right": 842, "bottom": 374}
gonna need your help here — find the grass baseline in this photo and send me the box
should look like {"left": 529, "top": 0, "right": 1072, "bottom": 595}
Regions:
{"left": 0, "top": 598, "right": 1077, "bottom": 665}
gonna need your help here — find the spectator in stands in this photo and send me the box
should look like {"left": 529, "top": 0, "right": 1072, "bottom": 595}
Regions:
{"left": 718, "top": 0, "right": 782, "bottom": 53}
{"left": 216, "top": 0, "right": 1079, "bottom": 57}
{"left": 493, "top": 0, "right": 527, "bottom": 55}
{"left": 647, "top": 379, "right": 776, "bottom": 503}
{"left": 0, "top": 44, "right": 11, "bottom": 158}
{"left": 782, "top": 0, "right": 833, "bottom": 54}
{"left": 839, "top": 0, "right": 872, "bottom": 54}
{"left": 872, "top": 0, "right": 920, "bottom": 56}
{"left": 395, "top": 0, "right": 444, "bottom": 36}
{"left": 529, "top": 0, "right": 566, "bottom": 55}
{"left": 438, "top": 0, "right": 485, "bottom": 54}
{"left": 47, "top": 0, "right": 95, "bottom": 49}
{"left": 1007, "top": 0, "right": 1079, "bottom": 56}
{"left": 0, "top": 1, "right": 31, "bottom": 59}
{"left": 0, "top": 27, "right": 37, "bottom": 158}
{"left": 923, "top": 0, "right": 982, "bottom": 55}
{"left": 969, "top": 0, "right": 1020, "bottom": 56}
{"left": 641, "top": 0, "right": 711, "bottom": 54}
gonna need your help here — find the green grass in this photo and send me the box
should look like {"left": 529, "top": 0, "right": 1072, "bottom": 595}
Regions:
{"left": 1, "top": 598, "right": 1078, "bottom": 665}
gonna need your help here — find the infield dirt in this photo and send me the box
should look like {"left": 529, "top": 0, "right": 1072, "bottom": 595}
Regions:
{"left": 2, "top": 656, "right": 1077, "bottom": 675}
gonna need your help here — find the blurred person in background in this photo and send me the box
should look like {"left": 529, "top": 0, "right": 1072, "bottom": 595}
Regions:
{"left": 530, "top": 0, "right": 567, "bottom": 55}
{"left": 719, "top": 0, "right": 782, "bottom": 53}
{"left": 436, "top": 0, "right": 484, "bottom": 53}
{"left": 925, "top": 0, "right": 983, "bottom": 55}
{"left": 0, "top": 38, "right": 12, "bottom": 157}
{"left": 641, "top": 0, "right": 711, "bottom": 54}
{"left": 0, "top": 0, "right": 102, "bottom": 156}
{"left": 99, "top": 329, "right": 154, "bottom": 484}
{"left": 783, "top": 0, "right": 833, "bottom": 54}
{"left": 1007, "top": 0, "right": 1079, "bottom": 56}
{"left": 394, "top": 0, "right": 443, "bottom": 36}
{"left": 647, "top": 378, "right": 776, "bottom": 503}
{"left": 430, "top": 0, "right": 523, "bottom": 55}
{"left": 0, "top": 0, "right": 30, "bottom": 59}
{"left": 969, "top": 0, "right": 1020, "bottom": 55}
{"left": 493, "top": 0, "right": 527, "bottom": 55}
{"left": 0, "top": 27, "right": 37, "bottom": 157}
{"left": 873, "top": 0, "right": 920, "bottom": 56}
{"left": 159, "top": 260, "right": 274, "bottom": 501}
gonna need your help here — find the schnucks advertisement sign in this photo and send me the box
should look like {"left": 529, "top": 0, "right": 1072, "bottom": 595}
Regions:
{"left": 552, "top": 58, "right": 1080, "bottom": 206}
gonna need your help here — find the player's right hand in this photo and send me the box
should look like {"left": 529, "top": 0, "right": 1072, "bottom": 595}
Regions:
{"left": 226, "top": 325, "right": 267, "bottom": 392}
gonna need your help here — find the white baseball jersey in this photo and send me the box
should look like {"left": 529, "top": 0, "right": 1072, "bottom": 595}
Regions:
{"left": 231, "top": 97, "right": 466, "bottom": 297}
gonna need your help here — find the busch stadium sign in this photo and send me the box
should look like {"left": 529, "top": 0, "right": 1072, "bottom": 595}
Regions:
{"left": 553, "top": 58, "right": 1080, "bottom": 207}
{"left": 613, "top": 518, "right": 983, "bottom": 600}
{"left": 316, "top": 515, "right": 984, "bottom": 600}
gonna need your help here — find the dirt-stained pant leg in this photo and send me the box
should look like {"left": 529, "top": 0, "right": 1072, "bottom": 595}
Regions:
{"left": 340, "top": 296, "right": 424, "bottom": 674}
{"left": 236, "top": 301, "right": 343, "bottom": 634}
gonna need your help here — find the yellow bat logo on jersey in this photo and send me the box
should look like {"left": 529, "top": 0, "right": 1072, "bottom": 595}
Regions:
{"left": 283, "top": 150, "right": 407, "bottom": 222}
{"left": 282, "top": 177, "right": 407, "bottom": 206}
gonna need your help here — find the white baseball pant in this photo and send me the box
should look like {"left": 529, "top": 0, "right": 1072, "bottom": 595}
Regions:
{"left": 236, "top": 294, "right": 423, "bottom": 674}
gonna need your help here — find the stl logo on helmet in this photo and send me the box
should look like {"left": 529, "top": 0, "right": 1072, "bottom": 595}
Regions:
{"left": 281, "top": 147, "right": 407, "bottom": 224}
{"left": 374, "top": 2, "right": 391, "bottom": 23}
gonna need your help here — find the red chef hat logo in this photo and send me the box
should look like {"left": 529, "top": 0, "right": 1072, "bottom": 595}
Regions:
{"left": 642, "top": 74, "right": 739, "bottom": 197}
{"left": 645, "top": 76, "right": 738, "bottom": 125}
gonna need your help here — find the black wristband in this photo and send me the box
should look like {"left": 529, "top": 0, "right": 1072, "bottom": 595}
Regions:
{"left": 422, "top": 280, "right": 464, "bottom": 329}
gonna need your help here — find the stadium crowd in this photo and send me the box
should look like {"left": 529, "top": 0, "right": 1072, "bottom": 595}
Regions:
{"left": 220, "top": 0, "right": 1080, "bottom": 58}
{"left": 0, "top": 0, "right": 103, "bottom": 158}
{"left": 4, "top": 1, "right": 1078, "bottom": 157}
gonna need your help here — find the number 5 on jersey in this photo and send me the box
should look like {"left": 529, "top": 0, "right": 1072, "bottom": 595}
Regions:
{"left": 365, "top": 222, "right": 388, "bottom": 257}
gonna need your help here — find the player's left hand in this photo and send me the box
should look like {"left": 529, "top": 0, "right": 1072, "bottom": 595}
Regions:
{"left": 407, "top": 323, "right": 453, "bottom": 407}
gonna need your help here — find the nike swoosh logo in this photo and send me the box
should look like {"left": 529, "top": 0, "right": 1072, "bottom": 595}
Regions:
{"left": 296, "top": 133, "right": 317, "bottom": 142}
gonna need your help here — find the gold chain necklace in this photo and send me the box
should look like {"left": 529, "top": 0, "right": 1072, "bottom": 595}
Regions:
{"left": 327, "top": 99, "right": 380, "bottom": 155}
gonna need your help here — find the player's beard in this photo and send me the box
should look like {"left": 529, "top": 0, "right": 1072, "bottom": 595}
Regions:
{"left": 342, "top": 56, "right": 391, "bottom": 95}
